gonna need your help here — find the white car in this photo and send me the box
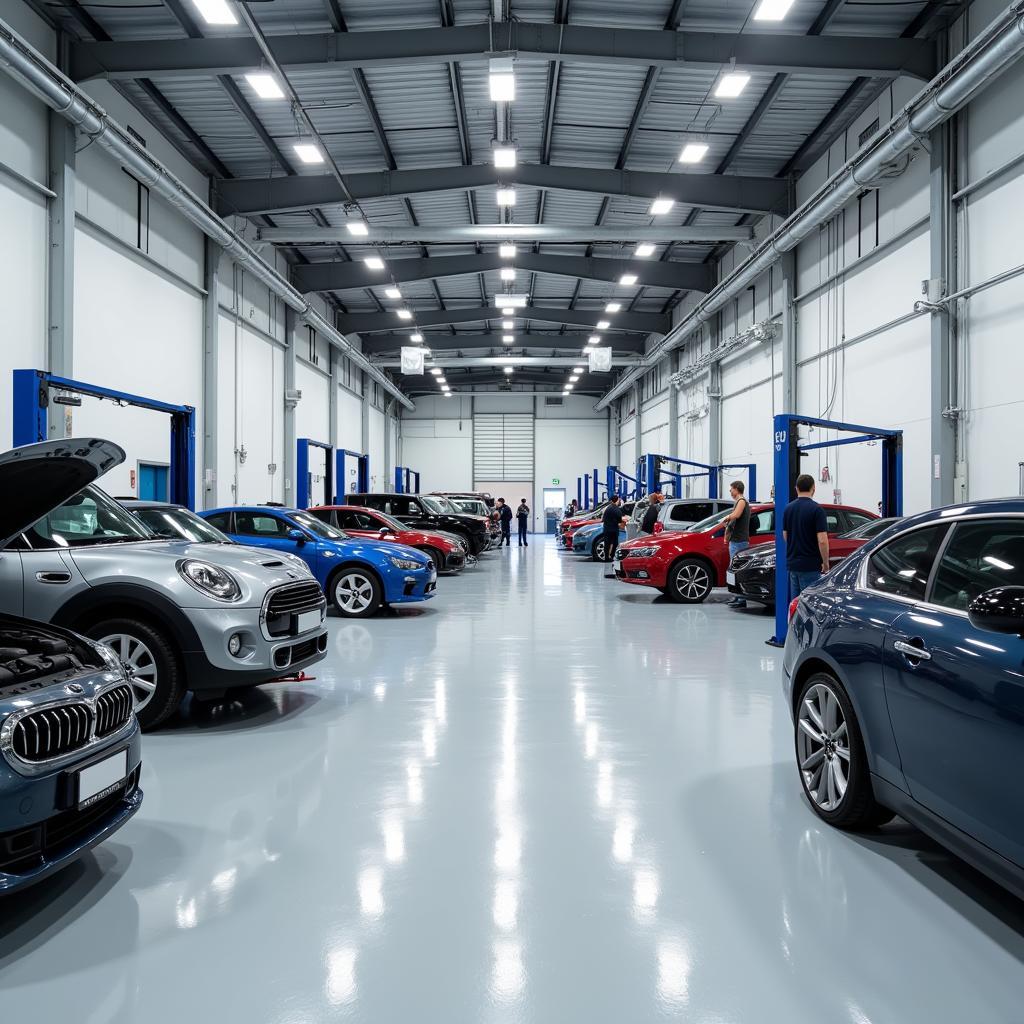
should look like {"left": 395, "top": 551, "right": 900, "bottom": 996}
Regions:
{"left": 626, "top": 498, "right": 734, "bottom": 540}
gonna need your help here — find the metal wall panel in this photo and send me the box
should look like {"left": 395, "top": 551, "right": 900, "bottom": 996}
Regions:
{"left": 473, "top": 414, "right": 535, "bottom": 480}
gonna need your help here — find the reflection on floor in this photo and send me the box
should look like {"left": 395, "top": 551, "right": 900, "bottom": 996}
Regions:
{"left": 3, "top": 539, "right": 1024, "bottom": 1021}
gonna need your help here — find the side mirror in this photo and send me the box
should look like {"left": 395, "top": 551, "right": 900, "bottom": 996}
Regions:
{"left": 968, "top": 586, "right": 1024, "bottom": 636}
{"left": 287, "top": 529, "right": 307, "bottom": 545}
{"left": 712, "top": 527, "right": 725, "bottom": 539}
{"left": 378, "top": 527, "right": 392, "bottom": 537}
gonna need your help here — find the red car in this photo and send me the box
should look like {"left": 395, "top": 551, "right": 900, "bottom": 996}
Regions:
{"left": 614, "top": 502, "right": 876, "bottom": 603}
{"left": 561, "top": 502, "right": 633, "bottom": 549}
{"left": 307, "top": 505, "right": 466, "bottom": 573}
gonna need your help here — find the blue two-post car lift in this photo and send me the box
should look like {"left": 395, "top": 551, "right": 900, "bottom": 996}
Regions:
{"left": 770, "top": 413, "right": 903, "bottom": 647}
{"left": 606, "top": 465, "right": 640, "bottom": 501}
{"left": 636, "top": 453, "right": 758, "bottom": 502}
{"left": 13, "top": 368, "right": 196, "bottom": 509}
{"left": 394, "top": 466, "right": 421, "bottom": 494}
{"left": 577, "top": 469, "right": 606, "bottom": 510}
{"left": 296, "top": 438, "right": 370, "bottom": 508}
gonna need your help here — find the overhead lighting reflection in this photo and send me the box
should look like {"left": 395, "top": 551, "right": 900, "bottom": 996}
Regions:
{"left": 382, "top": 813, "right": 405, "bottom": 863}
{"left": 656, "top": 938, "right": 691, "bottom": 1006}
{"left": 407, "top": 760, "right": 423, "bottom": 805}
{"left": 574, "top": 689, "right": 586, "bottom": 723}
{"left": 494, "top": 827, "right": 521, "bottom": 870}
{"left": 358, "top": 866, "right": 384, "bottom": 919}
{"left": 435, "top": 677, "right": 447, "bottom": 724}
{"left": 597, "top": 760, "right": 614, "bottom": 807}
{"left": 491, "top": 939, "right": 525, "bottom": 1000}
{"left": 613, "top": 816, "right": 635, "bottom": 863}
{"left": 326, "top": 944, "right": 358, "bottom": 1005}
{"left": 374, "top": 682, "right": 387, "bottom": 701}
{"left": 584, "top": 722, "right": 599, "bottom": 759}
{"left": 493, "top": 878, "right": 518, "bottom": 931}
{"left": 422, "top": 721, "right": 437, "bottom": 759}
{"left": 633, "top": 868, "right": 659, "bottom": 917}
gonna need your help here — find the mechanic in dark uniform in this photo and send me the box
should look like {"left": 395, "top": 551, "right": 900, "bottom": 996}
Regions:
{"left": 496, "top": 498, "right": 513, "bottom": 547}
{"left": 600, "top": 495, "right": 628, "bottom": 563}
{"left": 516, "top": 499, "right": 530, "bottom": 547}
{"left": 640, "top": 492, "right": 665, "bottom": 534}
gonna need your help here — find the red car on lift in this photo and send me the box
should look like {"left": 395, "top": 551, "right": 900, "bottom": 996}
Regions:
{"left": 614, "top": 502, "right": 876, "bottom": 603}
{"left": 306, "top": 505, "right": 466, "bottom": 573}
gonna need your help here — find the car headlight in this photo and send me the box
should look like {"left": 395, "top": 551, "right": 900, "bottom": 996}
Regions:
{"left": 390, "top": 557, "right": 423, "bottom": 570}
{"left": 176, "top": 559, "right": 242, "bottom": 601}
{"left": 628, "top": 547, "right": 658, "bottom": 558}
{"left": 757, "top": 553, "right": 776, "bottom": 568}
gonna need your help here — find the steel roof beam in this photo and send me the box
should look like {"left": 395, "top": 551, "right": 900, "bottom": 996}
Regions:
{"left": 360, "top": 332, "right": 648, "bottom": 353}
{"left": 70, "top": 23, "right": 936, "bottom": 82}
{"left": 215, "top": 162, "right": 790, "bottom": 217}
{"left": 294, "top": 252, "right": 715, "bottom": 293}
{"left": 337, "top": 305, "right": 669, "bottom": 335}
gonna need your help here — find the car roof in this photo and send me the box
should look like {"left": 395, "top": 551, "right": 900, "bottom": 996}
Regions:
{"left": 119, "top": 499, "right": 184, "bottom": 510}
{"left": 204, "top": 505, "right": 300, "bottom": 515}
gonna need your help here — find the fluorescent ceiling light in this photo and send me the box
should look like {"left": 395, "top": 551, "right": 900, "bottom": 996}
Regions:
{"left": 501, "top": 306, "right": 514, "bottom": 316}
{"left": 619, "top": 274, "right": 638, "bottom": 286}
{"left": 565, "top": 383, "right": 574, "bottom": 390}
{"left": 753, "top": 0, "right": 796, "bottom": 19}
{"left": 716, "top": 72, "right": 751, "bottom": 98}
{"left": 679, "top": 142, "right": 710, "bottom": 164}
{"left": 597, "top": 320, "right": 610, "bottom": 330}
{"left": 430, "top": 368, "right": 442, "bottom": 376}
{"left": 635, "top": 243, "right": 655, "bottom": 257}
{"left": 410, "top": 333, "right": 423, "bottom": 343}
{"left": 504, "top": 366, "right": 514, "bottom": 374}
{"left": 500, "top": 267, "right": 516, "bottom": 281}
{"left": 293, "top": 143, "right": 323, "bottom": 164}
{"left": 503, "top": 335, "right": 514, "bottom": 343}
{"left": 363, "top": 256, "right": 384, "bottom": 270}
{"left": 649, "top": 197, "right": 674, "bottom": 216}
{"left": 245, "top": 73, "right": 284, "bottom": 99}
{"left": 588, "top": 335, "right": 601, "bottom": 344}
{"left": 191, "top": 0, "right": 236, "bottom": 24}
{"left": 489, "top": 57, "right": 516, "bottom": 102}
{"left": 605, "top": 302, "right": 621, "bottom": 313}
{"left": 496, "top": 294, "right": 528, "bottom": 308}
{"left": 570, "top": 375, "right": 579, "bottom": 383}
{"left": 573, "top": 366, "right": 583, "bottom": 374}
{"left": 499, "top": 244, "right": 516, "bottom": 259}
{"left": 396, "top": 309, "right": 413, "bottom": 320}
{"left": 496, "top": 188, "right": 516, "bottom": 207}
{"left": 384, "top": 286, "right": 401, "bottom": 299}
{"left": 444, "top": 392, "right": 453, "bottom": 398}
{"left": 437, "top": 377, "right": 446, "bottom": 384}
{"left": 501, "top": 320, "right": 514, "bottom": 330}
{"left": 347, "top": 221, "right": 369, "bottom": 236}
{"left": 493, "top": 147, "right": 517, "bottom": 168}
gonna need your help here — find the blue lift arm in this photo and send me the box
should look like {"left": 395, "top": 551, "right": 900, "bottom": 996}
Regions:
{"left": 296, "top": 438, "right": 334, "bottom": 510}
{"left": 336, "top": 449, "right": 369, "bottom": 498}
{"left": 394, "top": 466, "right": 421, "bottom": 494}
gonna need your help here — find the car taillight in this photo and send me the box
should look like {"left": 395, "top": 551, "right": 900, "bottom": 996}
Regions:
{"left": 788, "top": 597, "right": 800, "bottom": 621}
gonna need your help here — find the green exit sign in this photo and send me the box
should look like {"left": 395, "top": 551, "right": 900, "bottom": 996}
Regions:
{"left": 552, "top": 478, "right": 560, "bottom": 485}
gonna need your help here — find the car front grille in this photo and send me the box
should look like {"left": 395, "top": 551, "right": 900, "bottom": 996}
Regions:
{"left": 7, "top": 684, "right": 136, "bottom": 765}
{"left": 731, "top": 551, "right": 756, "bottom": 571}
{"left": 264, "top": 581, "right": 327, "bottom": 638}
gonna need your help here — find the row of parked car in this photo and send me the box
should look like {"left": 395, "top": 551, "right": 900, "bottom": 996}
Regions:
{"left": 0, "top": 437, "right": 499, "bottom": 894}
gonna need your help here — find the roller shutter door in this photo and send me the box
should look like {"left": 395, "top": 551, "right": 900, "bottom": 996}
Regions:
{"left": 473, "top": 414, "right": 534, "bottom": 481}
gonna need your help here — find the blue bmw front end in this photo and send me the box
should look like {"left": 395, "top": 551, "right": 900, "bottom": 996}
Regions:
{"left": 572, "top": 522, "right": 627, "bottom": 555}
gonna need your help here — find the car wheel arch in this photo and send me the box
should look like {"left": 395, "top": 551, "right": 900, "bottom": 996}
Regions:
{"left": 667, "top": 552, "right": 718, "bottom": 588}
{"left": 328, "top": 561, "right": 385, "bottom": 594}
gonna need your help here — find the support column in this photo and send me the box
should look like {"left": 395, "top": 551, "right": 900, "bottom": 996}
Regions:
{"left": 780, "top": 250, "right": 797, "bottom": 415}
{"left": 283, "top": 307, "right": 298, "bottom": 506}
{"left": 47, "top": 113, "right": 75, "bottom": 437}
{"left": 360, "top": 370, "right": 371, "bottom": 484}
{"left": 328, "top": 345, "right": 338, "bottom": 451}
{"left": 930, "top": 122, "right": 957, "bottom": 507}
{"left": 632, "top": 381, "right": 643, "bottom": 471}
{"left": 667, "top": 350, "right": 679, "bottom": 460}
{"left": 201, "top": 237, "right": 221, "bottom": 508}
{"left": 707, "top": 314, "right": 723, "bottom": 468}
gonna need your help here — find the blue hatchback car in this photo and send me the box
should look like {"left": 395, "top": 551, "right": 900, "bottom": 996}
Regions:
{"left": 201, "top": 507, "right": 436, "bottom": 618}
{"left": 784, "top": 499, "right": 1024, "bottom": 898}
{"left": 571, "top": 521, "right": 627, "bottom": 560}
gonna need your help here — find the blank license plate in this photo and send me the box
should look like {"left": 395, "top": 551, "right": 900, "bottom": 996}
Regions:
{"left": 296, "top": 609, "right": 321, "bottom": 633}
{"left": 78, "top": 750, "right": 128, "bottom": 808}
{"left": 726, "top": 571, "right": 736, "bottom": 586}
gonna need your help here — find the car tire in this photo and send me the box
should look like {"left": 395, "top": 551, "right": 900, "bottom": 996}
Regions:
{"left": 666, "top": 558, "right": 713, "bottom": 603}
{"left": 592, "top": 538, "right": 607, "bottom": 562}
{"left": 330, "top": 566, "right": 384, "bottom": 618}
{"left": 88, "top": 617, "right": 184, "bottom": 730}
{"left": 794, "top": 672, "right": 894, "bottom": 830}
{"left": 420, "top": 547, "right": 444, "bottom": 573}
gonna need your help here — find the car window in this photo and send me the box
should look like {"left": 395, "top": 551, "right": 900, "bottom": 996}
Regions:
{"left": 387, "top": 496, "right": 414, "bottom": 516}
{"left": 342, "top": 510, "right": 378, "bottom": 530}
{"left": 690, "top": 509, "right": 732, "bottom": 533}
{"left": 750, "top": 509, "right": 774, "bottom": 536}
{"left": 419, "top": 497, "right": 446, "bottom": 515}
{"left": 23, "top": 486, "right": 153, "bottom": 549}
{"left": 866, "top": 524, "right": 948, "bottom": 601}
{"left": 234, "top": 513, "right": 291, "bottom": 537}
{"left": 844, "top": 510, "right": 875, "bottom": 530}
{"left": 134, "top": 508, "right": 230, "bottom": 543}
{"left": 356, "top": 495, "right": 383, "bottom": 511}
{"left": 670, "top": 502, "right": 711, "bottom": 522}
{"left": 204, "top": 511, "right": 232, "bottom": 532}
{"left": 824, "top": 509, "right": 842, "bottom": 533}
{"left": 930, "top": 520, "right": 1024, "bottom": 611}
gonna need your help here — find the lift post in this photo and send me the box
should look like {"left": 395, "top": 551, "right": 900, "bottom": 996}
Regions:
{"left": 336, "top": 449, "right": 369, "bottom": 497}
{"left": 12, "top": 368, "right": 196, "bottom": 508}
{"left": 394, "top": 466, "right": 421, "bottom": 494}
{"left": 296, "top": 438, "right": 334, "bottom": 510}
{"left": 770, "top": 414, "right": 903, "bottom": 646}
{"left": 636, "top": 453, "right": 757, "bottom": 501}
{"left": 605, "top": 465, "right": 639, "bottom": 501}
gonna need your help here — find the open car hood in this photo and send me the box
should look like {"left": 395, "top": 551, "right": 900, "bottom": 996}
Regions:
{"left": 0, "top": 437, "right": 125, "bottom": 547}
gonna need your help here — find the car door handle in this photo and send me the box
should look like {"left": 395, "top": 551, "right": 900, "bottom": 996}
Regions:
{"left": 35, "top": 571, "right": 72, "bottom": 584}
{"left": 894, "top": 639, "right": 932, "bottom": 661}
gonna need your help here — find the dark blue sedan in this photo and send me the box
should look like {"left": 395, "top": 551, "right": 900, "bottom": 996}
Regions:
{"left": 783, "top": 499, "right": 1024, "bottom": 898}
{"left": 201, "top": 506, "right": 436, "bottom": 618}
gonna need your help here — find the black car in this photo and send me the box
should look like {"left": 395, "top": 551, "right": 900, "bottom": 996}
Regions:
{"left": 728, "top": 512, "right": 893, "bottom": 609}
{"left": 344, "top": 493, "right": 490, "bottom": 555}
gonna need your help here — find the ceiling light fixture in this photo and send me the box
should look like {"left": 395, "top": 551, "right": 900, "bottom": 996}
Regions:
{"left": 619, "top": 274, "right": 638, "bottom": 286}
{"left": 504, "top": 366, "right": 514, "bottom": 374}
{"left": 364, "top": 256, "right": 384, "bottom": 270}
{"left": 499, "top": 243, "right": 516, "bottom": 259}
{"left": 444, "top": 392, "right": 453, "bottom": 398}
{"left": 410, "top": 333, "right": 423, "bottom": 343}
{"left": 502, "top": 335, "right": 514, "bottom": 343}
{"left": 347, "top": 220, "right": 369, "bottom": 236}
{"left": 245, "top": 73, "right": 284, "bottom": 99}
{"left": 430, "top": 368, "right": 442, "bottom": 376}
{"left": 493, "top": 146, "right": 517, "bottom": 169}
{"left": 496, "top": 188, "right": 516, "bottom": 207}
{"left": 191, "top": 0, "right": 236, "bottom": 24}
{"left": 597, "top": 320, "right": 610, "bottom": 330}
{"left": 396, "top": 309, "right": 413, "bottom": 320}
{"left": 635, "top": 243, "right": 655, "bottom": 257}
{"left": 573, "top": 366, "right": 583, "bottom": 374}
{"left": 437, "top": 377, "right": 446, "bottom": 384}
{"left": 495, "top": 294, "right": 528, "bottom": 308}
{"left": 679, "top": 142, "right": 710, "bottom": 164}
{"left": 753, "top": 0, "right": 796, "bottom": 19}
{"left": 500, "top": 267, "right": 516, "bottom": 281}
{"left": 293, "top": 143, "right": 324, "bottom": 164}
{"left": 649, "top": 197, "right": 674, "bottom": 216}
{"left": 501, "top": 306, "right": 514, "bottom": 316}
{"left": 588, "top": 335, "right": 601, "bottom": 344}
{"left": 489, "top": 57, "right": 515, "bottom": 102}
{"left": 501, "top": 320, "right": 514, "bottom": 330}
{"left": 605, "top": 302, "right": 621, "bottom": 313}
{"left": 570, "top": 375, "right": 579, "bottom": 383}
{"left": 715, "top": 72, "right": 751, "bottom": 98}
{"left": 565, "top": 383, "right": 574, "bottom": 390}
{"left": 384, "top": 286, "right": 401, "bottom": 299}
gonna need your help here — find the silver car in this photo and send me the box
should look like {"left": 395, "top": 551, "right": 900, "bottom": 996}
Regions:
{"left": 626, "top": 498, "right": 734, "bottom": 540}
{"left": 0, "top": 439, "right": 328, "bottom": 730}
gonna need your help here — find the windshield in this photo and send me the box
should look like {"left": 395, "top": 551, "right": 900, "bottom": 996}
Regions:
{"left": 840, "top": 517, "right": 897, "bottom": 540}
{"left": 420, "top": 496, "right": 448, "bottom": 515}
{"left": 291, "top": 510, "right": 348, "bottom": 541}
{"left": 22, "top": 485, "right": 155, "bottom": 549}
{"left": 452, "top": 499, "right": 487, "bottom": 515}
{"left": 374, "top": 511, "right": 408, "bottom": 533}
{"left": 133, "top": 507, "right": 232, "bottom": 544}
{"left": 689, "top": 509, "right": 733, "bottom": 533}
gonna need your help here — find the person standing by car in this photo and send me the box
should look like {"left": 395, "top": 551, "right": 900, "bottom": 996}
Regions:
{"left": 497, "top": 498, "right": 513, "bottom": 547}
{"left": 640, "top": 492, "right": 665, "bottom": 534}
{"left": 783, "top": 474, "right": 829, "bottom": 598}
{"left": 567, "top": 498, "right": 579, "bottom": 517}
{"left": 724, "top": 480, "right": 752, "bottom": 608}
{"left": 600, "top": 495, "right": 628, "bottom": 563}
{"left": 516, "top": 498, "right": 530, "bottom": 547}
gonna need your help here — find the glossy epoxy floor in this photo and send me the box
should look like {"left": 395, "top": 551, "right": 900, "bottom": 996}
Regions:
{"left": 4, "top": 541, "right": 1024, "bottom": 1021}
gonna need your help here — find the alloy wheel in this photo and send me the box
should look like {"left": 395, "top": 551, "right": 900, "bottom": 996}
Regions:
{"left": 594, "top": 539, "right": 606, "bottom": 560}
{"left": 335, "top": 572, "right": 375, "bottom": 614}
{"left": 673, "top": 562, "right": 710, "bottom": 600}
{"left": 99, "top": 631, "right": 158, "bottom": 710}
{"left": 797, "top": 683, "right": 851, "bottom": 811}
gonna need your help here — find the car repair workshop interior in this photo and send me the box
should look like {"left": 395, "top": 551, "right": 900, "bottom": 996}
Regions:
{"left": 3, "top": 0, "right": 1024, "bottom": 1018}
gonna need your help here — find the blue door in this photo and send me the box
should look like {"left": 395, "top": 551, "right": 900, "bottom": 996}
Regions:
{"left": 882, "top": 518, "right": 1024, "bottom": 867}
{"left": 139, "top": 463, "right": 169, "bottom": 501}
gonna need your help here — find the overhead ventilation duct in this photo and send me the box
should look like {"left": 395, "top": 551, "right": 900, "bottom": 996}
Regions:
{"left": 595, "top": 0, "right": 1024, "bottom": 410}
{"left": 0, "top": 16, "right": 414, "bottom": 411}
